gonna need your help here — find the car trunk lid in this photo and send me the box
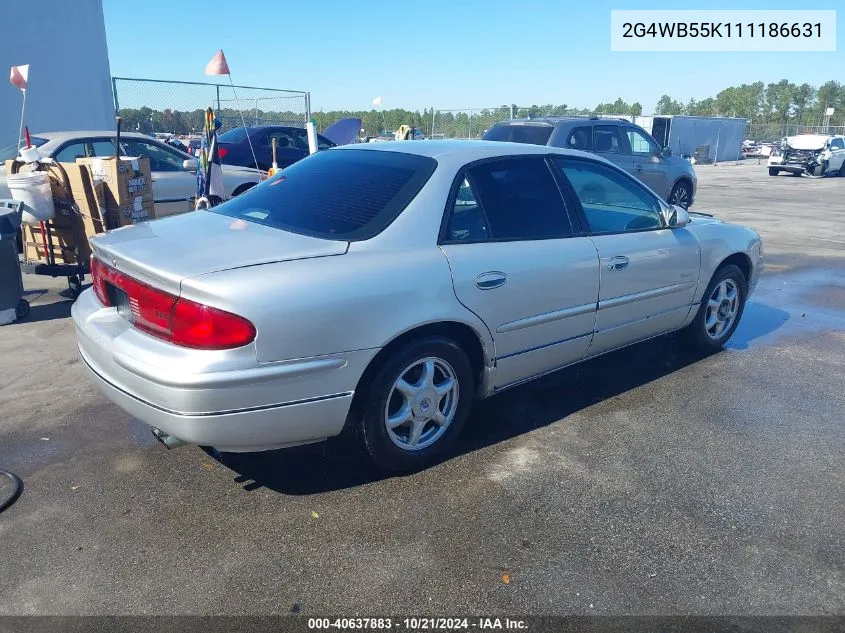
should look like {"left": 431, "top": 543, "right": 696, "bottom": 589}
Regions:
{"left": 90, "top": 211, "right": 348, "bottom": 294}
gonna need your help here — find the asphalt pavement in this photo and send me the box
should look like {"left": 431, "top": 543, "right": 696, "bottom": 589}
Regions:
{"left": 0, "top": 162, "right": 842, "bottom": 615}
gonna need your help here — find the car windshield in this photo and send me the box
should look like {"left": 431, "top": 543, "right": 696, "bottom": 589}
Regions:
{"left": 212, "top": 149, "right": 437, "bottom": 240}
{"left": 483, "top": 124, "right": 553, "bottom": 145}
{"left": 0, "top": 136, "right": 48, "bottom": 162}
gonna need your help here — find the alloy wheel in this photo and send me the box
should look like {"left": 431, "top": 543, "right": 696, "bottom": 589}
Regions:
{"left": 669, "top": 184, "right": 690, "bottom": 209}
{"left": 384, "top": 357, "right": 459, "bottom": 451}
{"left": 705, "top": 279, "right": 739, "bottom": 340}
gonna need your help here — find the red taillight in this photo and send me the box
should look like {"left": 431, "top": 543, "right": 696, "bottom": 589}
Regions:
{"left": 171, "top": 298, "right": 256, "bottom": 350}
{"left": 217, "top": 147, "right": 228, "bottom": 158}
{"left": 90, "top": 256, "right": 110, "bottom": 307}
{"left": 89, "top": 256, "right": 256, "bottom": 350}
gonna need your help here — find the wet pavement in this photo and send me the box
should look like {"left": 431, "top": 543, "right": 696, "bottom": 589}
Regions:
{"left": 0, "top": 162, "right": 842, "bottom": 615}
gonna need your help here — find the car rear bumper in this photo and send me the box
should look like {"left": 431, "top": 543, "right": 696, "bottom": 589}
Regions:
{"left": 72, "top": 288, "right": 376, "bottom": 452}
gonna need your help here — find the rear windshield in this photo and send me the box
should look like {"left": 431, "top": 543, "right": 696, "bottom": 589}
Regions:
{"left": 483, "top": 124, "right": 553, "bottom": 146}
{"left": 0, "top": 137, "right": 48, "bottom": 162}
{"left": 212, "top": 149, "right": 437, "bottom": 240}
{"left": 218, "top": 128, "right": 249, "bottom": 143}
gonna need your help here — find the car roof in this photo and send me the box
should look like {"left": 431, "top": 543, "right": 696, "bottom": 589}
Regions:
{"left": 333, "top": 139, "right": 608, "bottom": 163}
{"left": 32, "top": 131, "right": 158, "bottom": 141}
{"left": 494, "top": 116, "right": 634, "bottom": 127}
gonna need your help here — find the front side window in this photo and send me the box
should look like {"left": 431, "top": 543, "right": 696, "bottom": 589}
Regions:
{"left": 831, "top": 138, "right": 845, "bottom": 150}
{"left": 626, "top": 127, "right": 659, "bottom": 156}
{"left": 593, "top": 125, "right": 624, "bottom": 154}
{"left": 554, "top": 158, "right": 663, "bottom": 234}
{"left": 121, "top": 140, "right": 185, "bottom": 171}
{"left": 458, "top": 156, "right": 571, "bottom": 241}
{"left": 213, "top": 149, "right": 437, "bottom": 240}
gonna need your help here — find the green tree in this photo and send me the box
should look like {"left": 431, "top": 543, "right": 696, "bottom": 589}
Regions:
{"left": 655, "top": 94, "right": 683, "bottom": 115}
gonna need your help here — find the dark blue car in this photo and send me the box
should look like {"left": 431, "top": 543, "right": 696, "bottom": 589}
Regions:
{"left": 217, "top": 125, "right": 338, "bottom": 171}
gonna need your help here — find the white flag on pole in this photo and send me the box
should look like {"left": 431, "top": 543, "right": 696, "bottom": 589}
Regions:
{"left": 372, "top": 96, "right": 383, "bottom": 107}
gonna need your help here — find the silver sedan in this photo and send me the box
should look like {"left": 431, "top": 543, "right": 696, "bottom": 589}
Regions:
{"left": 72, "top": 141, "right": 763, "bottom": 471}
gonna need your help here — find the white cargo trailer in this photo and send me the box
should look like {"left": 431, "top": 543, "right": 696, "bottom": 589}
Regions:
{"left": 645, "top": 116, "right": 747, "bottom": 163}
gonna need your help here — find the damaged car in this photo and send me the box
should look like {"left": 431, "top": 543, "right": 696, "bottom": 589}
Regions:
{"left": 768, "top": 134, "right": 845, "bottom": 177}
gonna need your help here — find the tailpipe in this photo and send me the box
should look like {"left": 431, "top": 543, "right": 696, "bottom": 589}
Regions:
{"left": 151, "top": 428, "right": 187, "bottom": 450}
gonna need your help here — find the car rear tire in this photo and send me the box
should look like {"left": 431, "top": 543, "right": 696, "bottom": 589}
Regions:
{"left": 356, "top": 336, "right": 474, "bottom": 472}
{"left": 768, "top": 167, "right": 780, "bottom": 176}
{"left": 232, "top": 183, "right": 256, "bottom": 197}
{"left": 684, "top": 264, "right": 747, "bottom": 352}
{"left": 839, "top": 163, "right": 845, "bottom": 177}
{"left": 668, "top": 181, "right": 692, "bottom": 209}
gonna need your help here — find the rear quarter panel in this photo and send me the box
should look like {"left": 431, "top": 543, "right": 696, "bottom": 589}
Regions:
{"left": 178, "top": 248, "right": 496, "bottom": 366}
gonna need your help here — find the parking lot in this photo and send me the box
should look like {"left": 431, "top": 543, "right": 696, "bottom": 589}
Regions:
{"left": 0, "top": 162, "right": 843, "bottom": 615}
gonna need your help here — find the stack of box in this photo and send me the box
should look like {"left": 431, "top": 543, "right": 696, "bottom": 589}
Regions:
{"left": 78, "top": 156, "right": 155, "bottom": 228}
{"left": 5, "top": 160, "right": 100, "bottom": 265}
{"left": 8, "top": 156, "right": 157, "bottom": 266}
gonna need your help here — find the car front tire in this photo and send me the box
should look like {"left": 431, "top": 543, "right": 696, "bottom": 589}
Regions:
{"left": 684, "top": 264, "right": 747, "bottom": 352}
{"left": 357, "top": 336, "right": 474, "bottom": 472}
{"left": 668, "top": 180, "right": 692, "bottom": 209}
{"left": 768, "top": 167, "right": 780, "bottom": 176}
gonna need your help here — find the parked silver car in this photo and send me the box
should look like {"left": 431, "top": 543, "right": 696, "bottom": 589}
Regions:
{"left": 484, "top": 117, "right": 698, "bottom": 209}
{"left": 73, "top": 141, "right": 762, "bottom": 471}
{"left": 0, "top": 131, "right": 264, "bottom": 217}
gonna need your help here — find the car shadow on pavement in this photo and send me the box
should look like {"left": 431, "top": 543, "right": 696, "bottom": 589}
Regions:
{"left": 210, "top": 303, "right": 790, "bottom": 496}
{"left": 15, "top": 297, "right": 74, "bottom": 324}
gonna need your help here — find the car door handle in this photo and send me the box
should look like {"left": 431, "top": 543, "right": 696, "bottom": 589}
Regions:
{"left": 475, "top": 271, "right": 507, "bottom": 290}
{"left": 607, "top": 256, "right": 630, "bottom": 271}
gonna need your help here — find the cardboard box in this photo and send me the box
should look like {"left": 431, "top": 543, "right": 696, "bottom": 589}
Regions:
{"left": 107, "top": 199, "right": 156, "bottom": 228}
{"left": 79, "top": 156, "right": 154, "bottom": 208}
{"left": 22, "top": 220, "right": 89, "bottom": 264}
{"left": 60, "top": 162, "right": 107, "bottom": 235}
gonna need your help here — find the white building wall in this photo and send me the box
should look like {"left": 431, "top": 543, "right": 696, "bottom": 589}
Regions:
{"left": 0, "top": 0, "right": 113, "bottom": 146}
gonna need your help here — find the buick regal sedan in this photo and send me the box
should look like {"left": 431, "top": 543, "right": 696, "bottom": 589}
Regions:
{"left": 73, "top": 141, "right": 763, "bottom": 472}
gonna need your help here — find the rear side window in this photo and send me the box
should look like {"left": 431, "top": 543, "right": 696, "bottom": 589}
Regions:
{"left": 565, "top": 126, "right": 593, "bottom": 151}
{"left": 448, "top": 156, "right": 571, "bottom": 241}
{"left": 483, "top": 124, "right": 553, "bottom": 146}
{"left": 213, "top": 149, "right": 437, "bottom": 240}
{"left": 593, "top": 125, "right": 624, "bottom": 154}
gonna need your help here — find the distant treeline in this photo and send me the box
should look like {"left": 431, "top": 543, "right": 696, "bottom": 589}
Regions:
{"left": 116, "top": 78, "right": 843, "bottom": 137}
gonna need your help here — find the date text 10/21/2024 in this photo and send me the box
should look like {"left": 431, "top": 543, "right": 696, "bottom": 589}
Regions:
{"left": 307, "top": 618, "right": 528, "bottom": 630}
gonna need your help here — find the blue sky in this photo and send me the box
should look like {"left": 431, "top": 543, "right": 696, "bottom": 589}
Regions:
{"left": 104, "top": 0, "right": 841, "bottom": 113}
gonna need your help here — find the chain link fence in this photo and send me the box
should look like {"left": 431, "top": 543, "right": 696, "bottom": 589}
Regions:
{"left": 431, "top": 107, "right": 511, "bottom": 139}
{"left": 745, "top": 123, "right": 845, "bottom": 142}
{"left": 112, "top": 77, "right": 310, "bottom": 136}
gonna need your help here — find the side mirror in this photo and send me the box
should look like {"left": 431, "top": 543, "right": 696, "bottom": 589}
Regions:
{"left": 182, "top": 158, "right": 198, "bottom": 171}
{"left": 664, "top": 204, "right": 690, "bottom": 228}
{"left": 660, "top": 146, "right": 672, "bottom": 158}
